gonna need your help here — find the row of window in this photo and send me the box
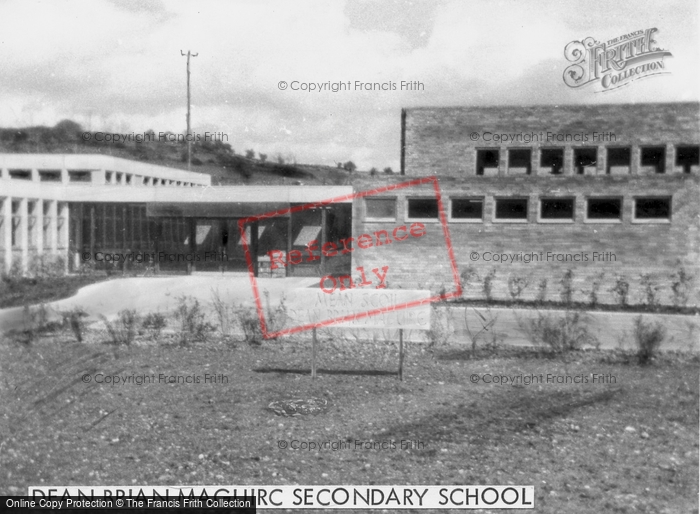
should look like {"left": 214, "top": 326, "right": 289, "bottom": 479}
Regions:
{"left": 472, "top": 145, "right": 699, "bottom": 175}
{"left": 4, "top": 169, "right": 199, "bottom": 187}
{"left": 365, "top": 196, "right": 672, "bottom": 223}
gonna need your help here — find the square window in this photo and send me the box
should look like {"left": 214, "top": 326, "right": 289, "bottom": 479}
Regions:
{"left": 451, "top": 198, "right": 483, "bottom": 220}
{"left": 476, "top": 149, "right": 499, "bottom": 175}
{"left": 365, "top": 198, "right": 396, "bottom": 220}
{"left": 407, "top": 198, "right": 438, "bottom": 220}
{"left": 606, "top": 147, "right": 631, "bottom": 174}
{"left": 508, "top": 149, "right": 531, "bottom": 174}
{"left": 634, "top": 197, "right": 671, "bottom": 220}
{"left": 676, "top": 145, "right": 699, "bottom": 173}
{"left": 495, "top": 198, "right": 528, "bottom": 220}
{"left": 540, "top": 198, "right": 575, "bottom": 220}
{"left": 587, "top": 198, "right": 622, "bottom": 220}
{"left": 540, "top": 148, "right": 564, "bottom": 174}
{"left": 640, "top": 147, "right": 665, "bottom": 173}
{"left": 574, "top": 148, "right": 597, "bottom": 174}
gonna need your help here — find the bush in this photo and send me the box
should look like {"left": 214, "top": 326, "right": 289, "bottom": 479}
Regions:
{"left": 632, "top": 316, "right": 666, "bottom": 365}
{"left": 507, "top": 275, "right": 530, "bottom": 300}
{"left": 670, "top": 266, "right": 693, "bottom": 307}
{"left": 559, "top": 269, "right": 574, "bottom": 304}
{"left": 536, "top": 278, "right": 548, "bottom": 303}
{"left": 482, "top": 269, "right": 496, "bottom": 301}
{"left": 211, "top": 289, "right": 238, "bottom": 343}
{"left": 610, "top": 275, "right": 630, "bottom": 306}
{"left": 639, "top": 273, "right": 660, "bottom": 306}
{"left": 61, "top": 307, "right": 89, "bottom": 343}
{"left": 174, "top": 296, "right": 215, "bottom": 346}
{"left": 524, "top": 310, "right": 598, "bottom": 354}
{"left": 101, "top": 310, "right": 139, "bottom": 345}
{"left": 237, "top": 306, "right": 263, "bottom": 345}
{"left": 584, "top": 272, "right": 604, "bottom": 306}
{"left": 142, "top": 312, "right": 167, "bottom": 341}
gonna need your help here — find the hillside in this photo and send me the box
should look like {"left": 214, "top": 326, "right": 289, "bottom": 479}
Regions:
{"left": 0, "top": 120, "right": 353, "bottom": 186}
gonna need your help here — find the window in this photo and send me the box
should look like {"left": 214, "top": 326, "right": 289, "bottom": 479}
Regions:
{"left": 365, "top": 198, "right": 396, "bottom": 221}
{"left": 574, "top": 148, "right": 597, "bottom": 174}
{"left": 540, "top": 198, "right": 575, "bottom": 221}
{"left": 634, "top": 197, "right": 671, "bottom": 221}
{"left": 640, "top": 147, "right": 665, "bottom": 173}
{"left": 69, "top": 170, "right": 92, "bottom": 182}
{"left": 407, "top": 198, "right": 438, "bottom": 220}
{"left": 508, "top": 149, "right": 531, "bottom": 174}
{"left": 39, "top": 170, "right": 61, "bottom": 182}
{"left": 676, "top": 145, "right": 699, "bottom": 173}
{"left": 494, "top": 198, "right": 528, "bottom": 221}
{"left": 586, "top": 198, "right": 622, "bottom": 221}
{"left": 450, "top": 198, "right": 483, "bottom": 221}
{"left": 606, "top": 147, "right": 631, "bottom": 174}
{"left": 9, "top": 169, "right": 31, "bottom": 180}
{"left": 540, "top": 148, "right": 564, "bottom": 174}
{"left": 476, "top": 149, "right": 499, "bottom": 175}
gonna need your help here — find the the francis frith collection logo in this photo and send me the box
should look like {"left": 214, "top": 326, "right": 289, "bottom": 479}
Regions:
{"left": 563, "top": 28, "right": 672, "bottom": 92}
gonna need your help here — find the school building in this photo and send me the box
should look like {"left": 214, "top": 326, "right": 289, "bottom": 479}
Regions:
{"left": 1, "top": 102, "right": 698, "bottom": 306}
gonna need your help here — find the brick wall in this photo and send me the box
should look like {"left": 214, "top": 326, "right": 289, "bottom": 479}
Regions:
{"left": 403, "top": 103, "right": 700, "bottom": 177}
{"left": 351, "top": 174, "right": 700, "bottom": 307}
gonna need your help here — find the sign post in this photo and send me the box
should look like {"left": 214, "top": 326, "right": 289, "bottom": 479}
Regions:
{"left": 280, "top": 289, "right": 432, "bottom": 381}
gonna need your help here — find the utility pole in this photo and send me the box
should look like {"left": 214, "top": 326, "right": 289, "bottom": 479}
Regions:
{"left": 180, "top": 50, "right": 198, "bottom": 170}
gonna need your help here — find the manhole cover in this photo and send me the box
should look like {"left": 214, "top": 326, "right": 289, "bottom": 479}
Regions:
{"left": 268, "top": 397, "right": 329, "bottom": 417}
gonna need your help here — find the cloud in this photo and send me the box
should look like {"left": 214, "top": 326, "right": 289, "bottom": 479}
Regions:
{"left": 0, "top": 0, "right": 696, "bottom": 170}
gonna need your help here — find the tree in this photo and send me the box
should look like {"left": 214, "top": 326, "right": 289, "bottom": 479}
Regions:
{"left": 258, "top": 153, "right": 267, "bottom": 163}
{"left": 369, "top": 167, "right": 378, "bottom": 176}
{"left": 53, "top": 119, "right": 83, "bottom": 142}
{"left": 343, "top": 161, "right": 356, "bottom": 173}
{"left": 245, "top": 149, "right": 255, "bottom": 159}
{"left": 383, "top": 167, "right": 394, "bottom": 174}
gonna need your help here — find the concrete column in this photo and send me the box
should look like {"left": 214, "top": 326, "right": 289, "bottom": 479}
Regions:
{"left": 596, "top": 146, "right": 607, "bottom": 175}
{"left": 49, "top": 200, "right": 58, "bottom": 254}
{"left": 1, "top": 168, "right": 9, "bottom": 180}
{"left": 630, "top": 145, "right": 641, "bottom": 175}
{"left": 35, "top": 200, "right": 43, "bottom": 256}
{"left": 2, "top": 196, "right": 11, "bottom": 274}
{"left": 19, "top": 198, "right": 28, "bottom": 273}
{"left": 563, "top": 146, "right": 574, "bottom": 175}
{"left": 31, "top": 169, "right": 40, "bottom": 182}
{"left": 498, "top": 146, "right": 507, "bottom": 176}
{"left": 530, "top": 146, "right": 540, "bottom": 176}
{"left": 91, "top": 169, "right": 106, "bottom": 185}
{"left": 58, "top": 202, "right": 70, "bottom": 273}
{"left": 61, "top": 168, "right": 70, "bottom": 184}
{"left": 666, "top": 143, "right": 676, "bottom": 174}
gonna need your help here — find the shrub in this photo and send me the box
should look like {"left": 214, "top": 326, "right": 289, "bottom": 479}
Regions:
{"left": 524, "top": 310, "right": 599, "bottom": 354}
{"left": 142, "top": 312, "right": 167, "bottom": 341}
{"left": 237, "top": 306, "right": 263, "bottom": 345}
{"left": 670, "top": 266, "right": 693, "bottom": 307}
{"left": 482, "top": 269, "right": 496, "bottom": 301}
{"left": 460, "top": 266, "right": 480, "bottom": 294}
{"left": 536, "top": 278, "right": 548, "bottom": 303}
{"left": 507, "top": 275, "right": 530, "bottom": 300}
{"left": 174, "top": 296, "right": 215, "bottom": 346}
{"left": 610, "top": 275, "right": 630, "bottom": 306}
{"left": 211, "top": 288, "right": 239, "bottom": 343}
{"left": 632, "top": 316, "right": 666, "bottom": 365}
{"left": 383, "top": 167, "right": 393, "bottom": 174}
{"left": 101, "top": 310, "right": 139, "bottom": 345}
{"left": 427, "top": 304, "right": 452, "bottom": 348}
{"left": 61, "top": 307, "right": 89, "bottom": 342}
{"left": 583, "top": 272, "right": 604, "bottom": 307}
{"left": 639, "top": 273, "right": 660, "bottom": 306}
{"left": 245, "top": 149, "right": 255, "bottom": 159}
{"left": 559, "top": 269, "right": 574, "bottom": 304}
{"left": 464, "top": 307, "right": 500, "bottom": 353}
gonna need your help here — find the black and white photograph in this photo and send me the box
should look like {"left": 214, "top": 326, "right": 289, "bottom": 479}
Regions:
{"left": 0, "top": 0, "right": 698, "bottom": 512}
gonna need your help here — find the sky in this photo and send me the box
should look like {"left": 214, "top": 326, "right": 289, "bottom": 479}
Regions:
{"left": 0, "top": 0, "right": 697, "bottom": 170}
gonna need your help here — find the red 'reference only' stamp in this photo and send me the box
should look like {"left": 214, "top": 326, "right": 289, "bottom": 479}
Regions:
{"left": 239, "top": 176, "right": 462, "bottom": 338}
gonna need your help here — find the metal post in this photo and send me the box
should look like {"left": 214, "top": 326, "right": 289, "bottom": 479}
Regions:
{"left": 312, "top": 327, "right": 317, "bottom": 380}
{"left": 320, "top": 207, "right": 327, "bottom": 275}
{"left": 398, "top": 329, "right": 404, "bottom": 381}
{"left": 181, "top": 50, "right": 198, "bottom": 171}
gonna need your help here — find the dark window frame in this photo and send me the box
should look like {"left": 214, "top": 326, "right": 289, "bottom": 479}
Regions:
{"left": 450, "top": 197, "right": 484, "bottom": 222}
{"left": 494, "top": 197, "right": 529, "bottom": 222}
{"left": 539, "top": 197, "right": 575, "bottom": 222}
{"left": 585, "top": 197, "right": 623, "bottom": 222}
{"left": 633, "top": 196, "right": 672, "bottom": 222}
{"left": 406, "top": 197, "right": 440, "bottom": 221}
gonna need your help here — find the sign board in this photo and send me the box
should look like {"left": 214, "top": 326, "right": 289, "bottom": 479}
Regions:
{"left": 282, "top": 288, "right": 432, "bottom": 331}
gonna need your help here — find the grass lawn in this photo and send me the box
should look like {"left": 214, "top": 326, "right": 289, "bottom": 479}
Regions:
{"left": 0, "top": 275, "right": 110, "bottom": 309}
{"left": 0, "top": 329, "right": 697, "bottom": 513}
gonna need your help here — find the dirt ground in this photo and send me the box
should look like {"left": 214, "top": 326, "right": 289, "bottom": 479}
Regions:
{"left": 0, "top": 329, "right": 698, "bottom": 513}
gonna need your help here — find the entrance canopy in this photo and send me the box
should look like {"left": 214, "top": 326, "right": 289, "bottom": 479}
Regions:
{"left": 146, "top": 202, "right": 290, "bottom": 218}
